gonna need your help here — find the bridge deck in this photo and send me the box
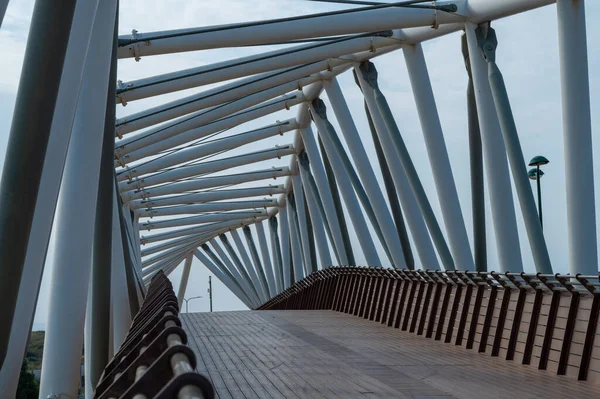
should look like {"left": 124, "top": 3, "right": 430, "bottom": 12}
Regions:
{"left": 182, "top": 310, "right": 595, "bottom": 399}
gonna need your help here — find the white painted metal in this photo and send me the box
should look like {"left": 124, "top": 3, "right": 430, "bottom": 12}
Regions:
{"left": 141, "top": 210, "right": 267, "bottom": 231}
{"left": 194, "top": 249, "right": 254, "bottom": 308}
{"left": 130, "top": 185, "right": 285, "bottom": 210}
{"left": 324, "top": 78, "right": 406, "bottom": 268}
{"left": 556, "top": 0, "right": 597, "bottom": 275}
{"left": 117, "top": 6, "right": 460, "bottom": 57}
{"left": 209, "top": 238, "right": 261, "bottom": 306}
{"left": 177, "top": 254, "right": 194, "bottom": 308}
{"left": 357, "top": 69, "right": 440, "bottom": 270}
{"left": 287, "top": 195, "right": 305, "bottom": 282}
{"left": 278, "top": 203, "right": 292, "bottom": 289}
{"left": 116, "top": 97, "right": 300, "bottom": 163}
{"left": 297, "top": 120, "right": 348, "bottom": 265}
{"left": 118, "top": 119, "right": 297, "bottom": 181}
{"left": 229, "top": 228, "right": 268, "bottom": 302}
{"left": 119, "top": 35, "right": 398, "bottom": 102}
{"left": 39, "top": 1, "right": 117, "bottom": 396}
{"left": 111, "top": 189, "right": 131, "bottom": 354}
{"left": 291, "top": 174, "right": 314, "bottom": 275}
{"left": 123, "top": 145, "right": 295, "bottom": 192}
{"left": 255, "top": 220, "right": 277, "bottom": 297}
{"left": 123, "top": 167, "right": 292, "bottom": 202}
{"left": 138, "top": 199, "right": 278, "bottom": 218}
{"left": 403, "top": 43, "right": 475, "bottom": 271}
{"left": 465, "top": 22, "right": 523, "bottom": 273}
{"left": 0, "top": 0, "right": 100, "bottom": 393}
{"left": 117, "top": 0, "right": 558, "bottom": 57}
{"left": 310, "top": 102, "right": 381, "bottom": 267}
{"left": 298, "top": 161, "right": 333, "bottom": 269}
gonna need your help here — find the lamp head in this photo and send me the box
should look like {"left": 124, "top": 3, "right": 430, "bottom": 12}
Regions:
{"left": 528, "top": 155, "right": 549, "bottom": 167}
{"left": 528, "top": 168, "right": 545, "bottom": 180}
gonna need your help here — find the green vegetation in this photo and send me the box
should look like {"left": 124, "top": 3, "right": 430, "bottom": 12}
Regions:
{"left": 16, "top": 358, "right": 39, "bottom": 399}
{"left": 25, "top": 330, "right": 45, "bottom": 370}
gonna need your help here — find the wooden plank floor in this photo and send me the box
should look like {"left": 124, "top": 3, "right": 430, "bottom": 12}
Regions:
{"left": 181, "top": 310, "right": 596, "bottom": 399}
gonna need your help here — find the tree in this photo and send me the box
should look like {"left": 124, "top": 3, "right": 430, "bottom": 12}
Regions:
{"left": 16, "top": 358, "right": 39, "bottom": 399}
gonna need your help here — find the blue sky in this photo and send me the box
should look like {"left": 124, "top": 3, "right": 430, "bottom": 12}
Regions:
{"left": 1, "top": 1, "right": 599, "bottom": 329}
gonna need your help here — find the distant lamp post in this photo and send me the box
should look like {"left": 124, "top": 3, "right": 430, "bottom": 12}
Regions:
{"left": 528, "top": 155, "right": 549, "bottom": 229}
{"left": 182, "top": 295, "right": 203, "bottom": 313}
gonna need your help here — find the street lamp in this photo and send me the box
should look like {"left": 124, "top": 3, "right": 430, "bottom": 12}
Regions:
{"left": 182, "top": 295, "right": 203, "bottom": 313}
{"left": 528, "top": 155, "right": 549, "bottom": 229}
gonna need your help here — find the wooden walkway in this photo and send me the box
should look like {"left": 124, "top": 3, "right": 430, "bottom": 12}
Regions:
{"left": 181, "top": 310, "right": 596, "bottom": 399}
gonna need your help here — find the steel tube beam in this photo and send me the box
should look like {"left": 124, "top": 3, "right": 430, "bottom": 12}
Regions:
{"left": 140, "top": 210, "right": 267, "bottom": 231}
{"left": 116, "top": 99, "right": 300, "bottom": 164}
{"left": 278, "top": 205, "right": 292, "bottom": 289}
{"left": 177, "top": 254, "right": 193, "bottom": 307}
{"left": 229, "top": 229, "right": 269, "bottom": 302}
{"left": 138, "top": 199, "right": 278, "bottom": 218}
{"left": 297, "top": 154, "right": 333, "bottom": 269}
{"left": 291, "top": 174, "right": 315, "bottom": 274}
{"left": 403, "top": 43, "right": 475, "bottom": 270}
{"left": 123, "top": 167, "right": 292, "bottom": 202}
{"left": 213, "top": 236, "right": 262, "bottom": 304}
{"left": 111, "top": 189, "right": 131, "bottom": 353}
{"left": 123, "top": 145, "right": 295, "bottom": 192}
{"left": 310, "top": 101, "right": 381, "bottom": 266}
{"left": 0, "top": 0, "right": 78, "bottom": 370}
{"left": 556, "top": 0, "right": 597, "bottom": 275}
{"left": 0, "top": 0, "right": 99, "bottom": 390}
{"left": 117, "top": 6, "right": 460, "bottom": 57}
{"left": 269, "top": 216, "right": 284, "bottom": 293}
{"left": 357, "top": 64, "right": 440, "bottom": 270}
{"left": 243, "top": 225, "right": 272, "bottom": 298}
{"left": 462, "top": 33, "right": 487, "bottom": 272}
{"left": 118, "top": 119, "right": 297, "bottom": 181}
{"left": 287, "top": 195, "right": 305, "bottom": 282}
{"left": 118, "top": 35, "right": 397, "bottom": 102}
{"left": 255, "top": 221, "right": 277, "bottom": 297}
{"left": 194, "top": 249, "right": 254, "bottom": 308}
{"left": 324, "top": 77, "right": 406, "bottom": 267}
{"left": 130, "top": 185, "right": 285, "bottom": 210}
{"left": 464, "top": 22, "right": 523, "bottom": 273}
{"left": 40, "top": 2, "right": 117, "bottom": 396}
{"left": 480, "top": 28, "right": 553, "bottom": 274}
{"left": 297, "top": 121, "right": 348, "bottom": 265}
{"left": 208, "top": 240, "right": 261, "bottom": 306}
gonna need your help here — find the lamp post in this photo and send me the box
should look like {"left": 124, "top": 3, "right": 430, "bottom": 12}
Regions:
{"left": 182, "top": 295, "right": 203, "bottom": 313}
{"left": 528, "top": 155, "right": 549, "bottom": 229}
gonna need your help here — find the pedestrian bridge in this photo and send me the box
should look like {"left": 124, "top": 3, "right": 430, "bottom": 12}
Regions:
{"left": 0, "top": 0, "right": 597, "bottom": 398}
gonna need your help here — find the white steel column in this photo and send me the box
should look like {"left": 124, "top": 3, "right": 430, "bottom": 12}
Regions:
{"left": 255, "top": 220, "right": 277, "bottom": 296}
{"left": 111, "top": 189, "right": 132, "bottom": 354}
{"left": 0, "top": 0, "right": 100, "bottom": 393}
{"left": 230, "top": 229, "right": 269, "bottom": 301}
{"left": 357, "top": 67, "right": 440, "bottom": 270}
{"left": 310, "top": 103, "right": 381, "bottom": 267}
{"left": 291, "top": 174, "right": 314, "bottom": 274}
{"left": 268, "top": 216, "right": 284, "bottom": 293}
{"left": 556, "top": 0, "right": 597, "bottom": 275}
{"left": 39, "top": 1, "right": 117, "bottom": 396}
{"left": 177, "top": 253, "right": 194, "bottom": 307}
{"left": 465, "top": 23, "right": 523, "bottom": 273}
{"left": 278, "top": 203, "right": 292, "bottom": 289}
{"left": 194, "top": 249, "right": 253, "bottom": 308}
{"left": 209, "top": 238, "right": 261, "bottom": 306}
{"left": 324, "top": 78, "right": 406, "bottom": 268}
{"left": 403, "top": 44, "right": 475, "bottom": 271}
{"left": 298, "top": 157, "right": 333, "bottom": 269}
{"left": 297, "top": 122, "right": 348, "bottom": 265}
{"left": 287, "top": 196, "right": 305, "bottom": 283}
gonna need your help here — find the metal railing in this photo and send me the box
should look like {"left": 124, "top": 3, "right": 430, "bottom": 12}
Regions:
{"left": 259, "top": 266, "right": 600, "bottom": 383}
{"left": 93, "top": 271, "right": 214, "bottom": 399}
